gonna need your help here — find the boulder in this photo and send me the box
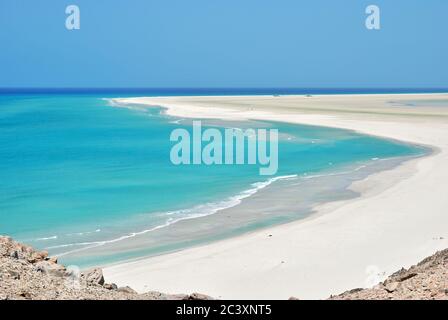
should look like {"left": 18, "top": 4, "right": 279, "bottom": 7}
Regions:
{"left": 10, "top": 251, "right": 20, "bottom": 259}
{"left": 187, "top": 292, "right": 213, "bottom": 300}
{"left": 19, "top": 291, "right": 32, "bottom": 299}
{"left": 396, "top": 272, "right": 418, "bottom": 282}
{"left": 34, "top": 261, "right": 66, "bottom": 277}
{"left": 385, "top": 282, "right": 400, "bottom": 293}
{"left": 83, "top": 268, "right": 105, "bottom": 286}
{"left": 117, "top": 286, "right": 137, "bottom": 294}
{"left": 8, "top": 270, "right": 20, "bottom": 280}
{"left": 103, "top": 283, "right": 118, "bottom": 290}
{"left": 28, "top": 251, "right": 49, "bottom": 263}
{"left": 47, "top": 256, "right": 58, "bottom": 264}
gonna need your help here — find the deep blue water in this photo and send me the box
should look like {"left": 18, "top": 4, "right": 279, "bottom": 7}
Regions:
{"left": 0, "top": 92, "right": 426, "bottom": 266}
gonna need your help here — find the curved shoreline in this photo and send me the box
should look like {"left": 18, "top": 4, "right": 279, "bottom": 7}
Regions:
{"left": 104, "top": 94, "right": 448, "bottom": 299}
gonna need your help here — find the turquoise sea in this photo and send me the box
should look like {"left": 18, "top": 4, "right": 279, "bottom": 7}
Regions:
{"left": 0, "top": 90, "right": 427, "bottom": 267}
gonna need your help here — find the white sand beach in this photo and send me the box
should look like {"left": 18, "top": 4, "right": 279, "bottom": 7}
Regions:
{"left": 103, "top": 94, "right": 448, "bottom": 299}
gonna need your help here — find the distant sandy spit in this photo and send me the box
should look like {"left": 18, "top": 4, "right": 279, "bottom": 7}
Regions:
{"left": 104, "top": 94, "right": 448, "bottom": 299}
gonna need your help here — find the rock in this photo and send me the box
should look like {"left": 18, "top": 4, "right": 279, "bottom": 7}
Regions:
{"left": 28, "top": 251, "right": 48, "bottom": 263}
{"left": 385, "top": 282, "right": 400, "bottom": 293}
{"left": 19, "top": 291, "right": 32, "bottom": 299}
{"left": 396, "top": 272, "right": 418, "bottom": 282}
{"left": 8, "top": 270, "right": 20, "bottom": 280}
{"left": 1, "top": 236, "right": 201, "bottom": 300}
{"left": 0, "top": 236, "right": 12, "bottom": 244}
{"left": 117, "top": 286, "right": 137, "bottom": 294}
{"left": 19, "top": 244, "right": 33, "bottom": 255}
{"left": 34, "top": 261, "right": 66, "bottom": 277}
{"left": 166, "top": 294, "right": 189, "bottom": 300}
{"left": 346, "top": 288, "right": 364, "bottom": 294}
{"left": 103, "top": 283, "right": 118, "bottom": 290}
{"left": 187, "top": 293, "right": 213, "bottom": 300}
{"left": 83, "top": 268, "right": 105, "bottom": 286}
{"left": 47, "top": 256, "right": 58, "bottom": 264}
{"left": 10, "top": 251, "right": 20, "bottom": 259}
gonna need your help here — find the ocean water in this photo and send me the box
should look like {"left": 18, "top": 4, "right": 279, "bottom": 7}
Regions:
{"left": 0, "top": 92, "right": 426, "bottom": 267}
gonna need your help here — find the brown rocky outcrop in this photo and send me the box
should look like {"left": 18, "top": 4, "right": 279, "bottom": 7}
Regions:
{"left": 0, "top": 236, "right": 213, "bottom": 300}
{"left": 330, "top": 249, "right": 448, "bottom": 300}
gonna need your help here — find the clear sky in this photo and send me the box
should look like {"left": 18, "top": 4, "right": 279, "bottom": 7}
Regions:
{"left": 0, "top": 0, "right": 447, "bottom": 88}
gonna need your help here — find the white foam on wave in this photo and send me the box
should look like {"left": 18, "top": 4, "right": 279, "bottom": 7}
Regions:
{"left": 49, "top": 175, "right": 298, "bottom": 257}
{"left": 300, "top": 160, "right": 378, "bottom": 181}
{"left": 66, "top": 229, "right": 102, "bottom": 237}
{"left": 32, "top": 229, "right": 102, "bottom": 243}
{"left": 35, "top": 236, "right": 58, "bottom": 241}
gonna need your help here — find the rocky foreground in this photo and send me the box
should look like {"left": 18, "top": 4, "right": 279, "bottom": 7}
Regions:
{"left": 0, "top": 236, "right": 212, "bottom": 300}
{"left": 1, "top": 235, "right": 447, "bottom": 300}
{"left": 329, "top": 249, "right": 448, "bottom": 300}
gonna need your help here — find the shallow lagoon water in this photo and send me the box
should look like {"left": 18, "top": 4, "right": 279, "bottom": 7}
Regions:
{"left": 0, "top": 93, "right": 426, "bottom": 267}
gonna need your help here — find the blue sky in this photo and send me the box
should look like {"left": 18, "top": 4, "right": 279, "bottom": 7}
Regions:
{"left": 0, "top": 0, "right": 447, "bottom": 88}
